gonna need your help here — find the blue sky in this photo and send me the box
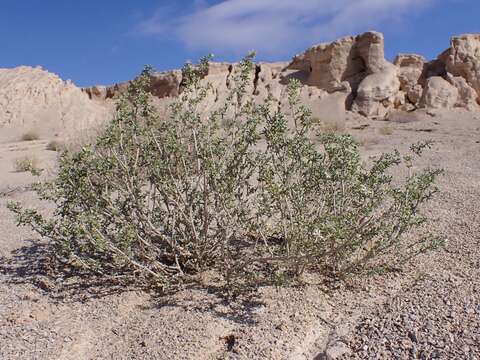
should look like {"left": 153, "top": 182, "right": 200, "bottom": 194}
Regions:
{"left": 1, "top": 0, "right": 479, "bottom": 87}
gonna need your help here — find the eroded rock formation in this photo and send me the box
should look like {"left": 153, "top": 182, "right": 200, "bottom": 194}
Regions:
{"left": 395, "top": 54, "right": 426, "bottom": 107}
{"left": 287, "top": 31, "right": 480, "bottom": 117}
{"left": 288, "top": 31, "right": 388, "bottom": 93}
{"left": 419, "top": 77, "right": 459, "bottom": 109}
{"left": 83, "top": 71, "right": 182, "bottom": 101}
{"left": 2, "top": 31, "right": 480, "bottom": 134}
{"left": 444, "top": 34, "right": 480, "bottom": 97}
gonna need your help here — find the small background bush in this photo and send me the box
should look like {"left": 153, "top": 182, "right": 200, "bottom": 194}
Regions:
{"left": 46, "top": 140, "right": 64, "bottom": 151}
{"left": 21, "top": 131, "right": 40, "bottom": 141}
{"left": 379, "top": 125, "right": 394, "bottom": 136}
{"left": 13, "top": 156, "right": 42, "bottom": 174}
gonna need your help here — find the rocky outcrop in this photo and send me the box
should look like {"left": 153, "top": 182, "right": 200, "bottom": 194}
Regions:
{"left": 443, "top": 34, "right": 480, "bottom": 98}
{"left": 355, "top": 31, "right": 389, "bottom": 74}
{"left": 288, "top": 31, "right": 388, "bottom": 93}
{"left": 413, "top": 34, "right": 480, "bottom": 111}
{"left": 446, "top": 74, "right": 479, "bottom": 110}
{"left": 150, "top": 71, "right": 182, "bottom": 98}
{"left": 419, "top": 77, "right": 458, "bottom": 109}
{"left": 352, "top": 64, "right": 400, "bottom": 117}
{"left": 288, "top": 32, "right": 404, "bottom": 118}
{"left": 287, "top": 36, "right": 359, "bottom": 92}
{"left": 394, "top": 54, "right": 426, "bottom": 105}
{"left": 288, "top": 31, "right": 480, "bottom": 117}
{"left": 351, "top": 33, "right": 405, "bottom": 117}
{"left": 83, "top": 85, "right": 109, "bottom": 100}
{"left": 395, "top": 54, "right": 425, "bottom": 86}
{"left": 84, "top": 71, "right": 182, "bottom": 101}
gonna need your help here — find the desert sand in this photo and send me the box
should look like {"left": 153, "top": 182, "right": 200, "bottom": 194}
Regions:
{"left": 1, "top": 108, "right": 479, "bottom": 359}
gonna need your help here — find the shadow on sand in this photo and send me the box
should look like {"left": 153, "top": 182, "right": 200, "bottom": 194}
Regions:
{"left": 0, "top": 239, "right": 268, "bottom": 325}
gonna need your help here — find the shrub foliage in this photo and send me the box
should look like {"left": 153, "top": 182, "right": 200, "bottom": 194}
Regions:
{"left": 8, "top": 55, "right": 443, "bottom": 291}
{"left": 14, "top": 156, "right": 42, "bottom": 175}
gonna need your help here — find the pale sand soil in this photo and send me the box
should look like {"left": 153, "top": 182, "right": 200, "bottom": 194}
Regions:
{"left": 0, "top": 109, "right": 479, "bottom": 359}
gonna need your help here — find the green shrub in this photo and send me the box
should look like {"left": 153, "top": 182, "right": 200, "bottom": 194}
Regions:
{"left": 46, "top": 139, "right": 64, "bottom": 151}
{"left": 313, "top": 117, "right": 346, "bottom": 134}
{"left": 13, "top": 156, "right": 42, "bottom": 175}
{"left": 8, "top": 55, "right": 443, "bottom": 292}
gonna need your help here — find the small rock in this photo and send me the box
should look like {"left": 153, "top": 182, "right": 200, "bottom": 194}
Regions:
{"left": 325, "top": 342, "right": 351, "bottom": 360}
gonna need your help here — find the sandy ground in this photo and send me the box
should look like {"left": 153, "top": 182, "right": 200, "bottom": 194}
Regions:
{"left": 0, "top": 109, "right": 479, "bottom": 359}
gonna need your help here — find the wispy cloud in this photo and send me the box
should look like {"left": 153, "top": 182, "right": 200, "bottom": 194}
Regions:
{"left": 135, "top": 0, "right": 435, "bottom": 56}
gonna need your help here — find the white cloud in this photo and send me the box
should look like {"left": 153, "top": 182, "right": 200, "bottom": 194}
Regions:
{"left": 136, "top": 0, "right": 435, "bottom": 56}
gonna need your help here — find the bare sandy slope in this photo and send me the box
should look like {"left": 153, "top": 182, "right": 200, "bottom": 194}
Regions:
{"left": 0, "top": 110, "right": 479, "bottom": 359}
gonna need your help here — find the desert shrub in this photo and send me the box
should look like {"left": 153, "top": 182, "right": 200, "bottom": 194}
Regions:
{"left": 254, "top": 81, "right": 442, "bottom": 278}
{"left": 46, "top": 139, "right": 64, "bottom": 151}
{"left": 21, "top": 131, "right": 40, "bottom": 141}
{"left": 13, "top": 156, "right": 42, "bottom": 175}
{"left": 314, "top": 118, "right": 346, "bottom": 134}
{"left": 8, "top": 55, "right": 443, "bottom": 291}
{"left": 379, "top": 125, "right": 394, "bottom": 135}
